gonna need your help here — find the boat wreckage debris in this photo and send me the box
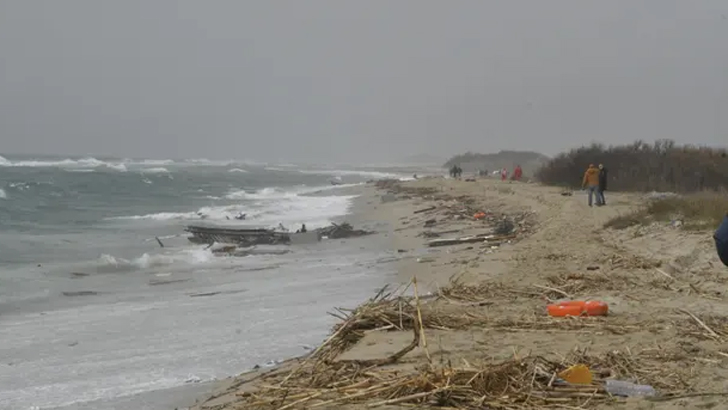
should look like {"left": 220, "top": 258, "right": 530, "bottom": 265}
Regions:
{"left": 185, "top": 222, "right": 374, "bottom": 247}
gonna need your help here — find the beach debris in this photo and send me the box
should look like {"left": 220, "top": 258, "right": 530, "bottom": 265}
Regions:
{"left": 547, "top": 300, "right": 609, "bottom": 317}
{"left": 413, "top": 206, "right": 436, "bottom": 214}
{"left": 70, "top": 272, "right": 91, "bottom": 278}
{"left": 558, "top": 364, "right": 593, "bottom": 385}
{"left": 62, "top": 291, "right": 98, "bottom": 297}
{"left": 423, "top": 218, "right": 436, "bottom": 227}
{"left": 189, "top": 289, "right": 246, "bottom": 298}
{"left": 426, "top": 233, "right": 515, "bottom": 247}
{"left": 211, "top": 244, "right": 238, "bottom": 254}
{"left": 604, "top": 379, "right": 658, "bottom": 397}
{"left": 148, "top": 278, "right": 190, "bottom": 286}
{"left": 187, "top": 222, "right": 372, "bottom": 246}
{"left": 155, "top": 236, "right": 165, "bottom": 248}
{"left": 315, "top": 222, "right": 373, "bottom": 239}
{"left": 186, "top": 225, "right": 290, "bottom": 246}
{"left": 494, "top": 217, "right": 515, "bottom": 235}
{"left": 189, "top": 291, "right": 221, "bottom": 298}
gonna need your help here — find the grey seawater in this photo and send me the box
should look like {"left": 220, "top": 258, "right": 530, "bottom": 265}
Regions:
{"left": 0, "top": 155, "right": 406, "bottom": 410}
{"left": 0, "top": 232, "right": 399, "bottom": 410}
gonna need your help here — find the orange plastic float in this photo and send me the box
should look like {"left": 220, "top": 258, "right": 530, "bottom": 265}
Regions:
{"left": 473, "top": 212, "right": 487, "bottom": 220}
{"left": 547, "top": 300, "right": 608, "bottom": 317}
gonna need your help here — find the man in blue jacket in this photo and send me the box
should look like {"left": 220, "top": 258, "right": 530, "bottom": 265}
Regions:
{"left": 716, "top": 213, "right": 728, "bottom": 267}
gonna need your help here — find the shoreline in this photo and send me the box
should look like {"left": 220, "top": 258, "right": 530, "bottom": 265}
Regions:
{"left": 187, "top": 181, "right": 407, "bottom": 409}
{"left": 188, "top": 177, "right": 537, "bottom": 409}
{"left": 191, "top": 177, "right": 725, "bottom": 410}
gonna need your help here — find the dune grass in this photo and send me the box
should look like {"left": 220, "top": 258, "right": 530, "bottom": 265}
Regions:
{"left": 605, "top": 193, "right": 727, "bottom": 231}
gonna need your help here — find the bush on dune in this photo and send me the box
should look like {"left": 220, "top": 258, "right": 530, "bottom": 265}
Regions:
{"left": 535, "top": 139, "right": 728, "bottom": 193}
{"left": 604, "top": 193, "right": 727, "bottom": 231}
{"left": 535, "top": 140, "right": 728, "bottom": 231}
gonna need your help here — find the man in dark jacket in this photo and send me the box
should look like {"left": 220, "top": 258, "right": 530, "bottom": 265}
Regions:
{"left": 716, "top": 213, "right": 728, "bottom": 267}
{"left": 597, "top": 164, "right": 608, "bottom": 206}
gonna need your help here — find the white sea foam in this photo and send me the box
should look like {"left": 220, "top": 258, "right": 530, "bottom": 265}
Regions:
{"left": 297, "top": 168, "right": 402, "bottom": 179}
{"left": 105, "top": 163, "right": 127, "bottom": 172}
{"left": 0, "top": 188, "right": 6, "bottom": 199}
{"left": 228, "top": 168, "right": 248, "bottom": 173}
{"left": 141, "top": 167, "right": 170, "bottom": 174}
{"left": 109, "top": 185, "right": 357, "bottom": 228}
{"left": 97, "top": 248, "right": 214, "bottom": 272}
{"left": 137, "top": 159, "right": 175, "bottom": 165}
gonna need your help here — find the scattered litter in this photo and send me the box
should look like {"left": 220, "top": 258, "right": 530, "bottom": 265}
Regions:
{"left": 604, "top": 379, "right": 657, "bottom": 397}
{"left": 558, "top": 364, "right": 593, "bottom": 385}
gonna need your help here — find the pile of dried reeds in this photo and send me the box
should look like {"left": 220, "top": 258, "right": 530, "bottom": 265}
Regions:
{"left": 543, "top": 272, "right": 636, "bottom": 298}
{"left": 236, "top": 347, "right": 691, "bottom": 410}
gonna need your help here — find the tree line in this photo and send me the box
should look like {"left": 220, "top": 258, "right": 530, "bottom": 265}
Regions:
{"left": 535, "top": 140, "right": 728, "bottom": 193}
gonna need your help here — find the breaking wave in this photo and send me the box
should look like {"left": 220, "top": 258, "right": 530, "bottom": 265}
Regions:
{"left": 228, "top": 168, "right": 248, "bottom": 173}
{"left": 0, "top": 188, "right": 6, "bottom": 199}
{"left": 96, "top": 248, "right": 214, "bottom": 273}
{"left": 109, "top": 185, "right": 357, "bottom": 228}
{"left": 297, "top": 169, "right": 402, "bottom": 179}
{"left": 141, "top": 167, "right": 170, "bottom": 174}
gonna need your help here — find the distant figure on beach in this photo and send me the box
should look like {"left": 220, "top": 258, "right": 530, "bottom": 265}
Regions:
{"left": 500, "top": 168, "right": 508, "bottom": 181}
{"left": 597, "top": 164, "right": 608, "bottom": 206}
{"left": 715, "top": 213, "right": 728, "bottom": 267}
{"left": 513, "top": 165, "right": 523, "bottom": 181}
{"left": 582, "top": 164, "right": 601, "bottom": 207}
{"left": 300, "top": 224, "right": 307, "bottom": 233}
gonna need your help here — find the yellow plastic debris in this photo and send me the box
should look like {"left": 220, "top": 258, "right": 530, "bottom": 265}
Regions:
{"left": 558, "top": 364, "right": 593, "bottom": 385}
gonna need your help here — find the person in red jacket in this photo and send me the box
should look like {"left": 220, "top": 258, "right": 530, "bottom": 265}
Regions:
{"left": 513, "top": 165, "right": 523, "bottom": 181}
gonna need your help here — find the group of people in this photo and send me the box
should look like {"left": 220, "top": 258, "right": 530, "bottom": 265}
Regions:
{"left": 581, "top": 163, "right": 608, "bottom": 207}
{"left": 449, "top": 165, "right": 463, "bottom": 178}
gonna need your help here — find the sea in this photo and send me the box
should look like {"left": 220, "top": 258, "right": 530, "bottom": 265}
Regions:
{"left": 0, "top": 155, "right": 412, "bottom": 410}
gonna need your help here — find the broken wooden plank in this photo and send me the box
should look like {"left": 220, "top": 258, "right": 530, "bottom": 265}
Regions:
{"left": 413, "top": 206, "right": 437, "bottom": 214}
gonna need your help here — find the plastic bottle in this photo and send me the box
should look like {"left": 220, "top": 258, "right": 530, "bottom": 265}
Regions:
{"left": 604, "top": 379, "right": 657, "bottom": 397}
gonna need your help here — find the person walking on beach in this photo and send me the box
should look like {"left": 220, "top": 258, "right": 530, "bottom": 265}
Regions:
{"left": 513, "top": 165, "right": 523, "bottom": 181}
{"left": 500, "top": 168, "right": 508, "bottom": 181}
{"left": 597, "top": 164, "right": 608, "bottom": 206}
{"left": 582, "top": 164, "right": 601, "bottom": 207}
{"left": 715, "top": 212, "right": 728, "bottom": 267}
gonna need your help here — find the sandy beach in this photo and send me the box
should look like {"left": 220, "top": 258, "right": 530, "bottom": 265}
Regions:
{"left": 191, "top": 177, "right": 727, "bottom": 410}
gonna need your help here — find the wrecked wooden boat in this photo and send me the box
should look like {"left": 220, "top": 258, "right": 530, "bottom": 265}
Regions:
{"left": 185, "top": 224, "right": 292, "bottom": 246}
{"left": 185, "top": 222, "right": 374, "bottom": 246}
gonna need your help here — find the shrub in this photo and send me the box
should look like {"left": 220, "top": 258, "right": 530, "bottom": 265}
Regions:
{"left": 536, "top": 140, "right": 728, "bottom": 193}
{"left": 604, "top": 193, "right": 727, "bottom": 231}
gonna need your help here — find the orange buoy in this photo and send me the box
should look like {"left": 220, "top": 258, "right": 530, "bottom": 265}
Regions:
{"left": 583, "top": 300, "right": 608, "bottom": 316}
{"left": 473, "top": 212, "right": 486, "bottom": 220}
{"left": 547, "top": 300, "right": 609, "bottom": 317}
{"left": 547, "top": 304, "right": 583, "bottom": 317}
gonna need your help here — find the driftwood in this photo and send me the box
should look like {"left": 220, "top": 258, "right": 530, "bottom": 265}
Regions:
{"left": 426, "top": 233, "right": 516, "bottom": 247}
{"left": 413, "top": 206, "right": 436, "bottom": 214}
{"left": 316, "top": 223, "right": 374, "bottom": 239}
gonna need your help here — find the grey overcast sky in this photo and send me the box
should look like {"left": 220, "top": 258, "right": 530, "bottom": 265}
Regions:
{"left": 1, "top": 1, "right": 727, "bottom": 163}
